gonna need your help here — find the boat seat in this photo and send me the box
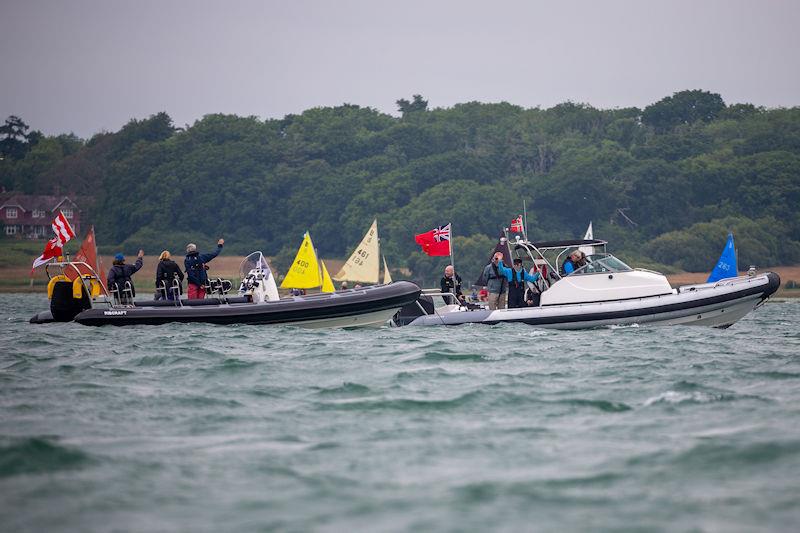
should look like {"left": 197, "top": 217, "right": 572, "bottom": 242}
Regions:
{"left": 133, "top": 296, "right": 252, "bottom": 308}
{"left": 224, "top": 296, "right": 252, "bottom": 304}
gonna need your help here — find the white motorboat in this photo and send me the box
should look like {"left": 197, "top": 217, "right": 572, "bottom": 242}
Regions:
{"left": 393, "top": 238, "right": 780, "bottom": 329}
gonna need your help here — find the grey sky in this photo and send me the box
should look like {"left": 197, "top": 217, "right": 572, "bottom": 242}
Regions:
{"left": 2, "top": 0, "right": 799, "bottom": 138}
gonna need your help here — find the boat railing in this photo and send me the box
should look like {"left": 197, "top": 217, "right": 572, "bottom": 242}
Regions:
{"left": 156, "top": 277, "right": 183, "bottom": 306}
{"left": 419, "top": 289, "right": 485, "bottom": 313}
{"left": 110, "top": 281, "right": 136, "bottom": 307}
{"left": 45, "top": 260, "right": 114, "bottom": 307}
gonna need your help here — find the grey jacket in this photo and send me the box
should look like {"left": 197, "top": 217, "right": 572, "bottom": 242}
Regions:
{"left": 482, "top": 263, "right": 507, "bottom": 294}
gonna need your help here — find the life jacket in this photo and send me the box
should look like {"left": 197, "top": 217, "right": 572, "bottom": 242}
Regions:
{"left": 561, "top": 258, "right": 576, "bottom": 276}
{"left": 185, "top": 252, "right": 208, "bottom": 286}
{"left": 509, "top": 268, "right": 527, "bottom": 289}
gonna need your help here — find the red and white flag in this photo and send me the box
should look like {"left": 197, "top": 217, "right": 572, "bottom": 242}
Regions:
{"left": 414, "top": 223, "right": 452, "bottom": 256}
{"left": 510, "top": 215, "right": 524, "bottom": 233}
{"left": 52, "top": 211, "right": 76, "bottom": 244}
{"left": 31, "top": 211, "right": 76, "bottom": 270}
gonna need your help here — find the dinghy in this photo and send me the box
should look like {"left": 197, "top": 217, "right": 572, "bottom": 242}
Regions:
{"left": 394, "top": 237, "right": 779, "bottom": 329}
{"left": 279, "top": 231, "right": 337, "bottom": 293}
{"left": 30, "top": 251, "right": 421, "bottom": 328}
{"left": 334, "top": 219, "right": 393, "bottom": 285}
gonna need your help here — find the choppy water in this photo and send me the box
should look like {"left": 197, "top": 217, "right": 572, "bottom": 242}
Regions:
{"left": 1, "top": 294, "right": 799, "bottom": 532}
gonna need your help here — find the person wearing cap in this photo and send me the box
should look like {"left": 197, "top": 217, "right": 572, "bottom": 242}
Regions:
{"left": 107, "top": 249, "right": 144, "bottom": 304}
{"left": 496, "top": 257, "right": 541, "bottom": 309}
{"left": 184, "top": 238, "right": 224, "bottom": 299}
{"left": 155, "top": 250, "right": 184, "bottom": 300}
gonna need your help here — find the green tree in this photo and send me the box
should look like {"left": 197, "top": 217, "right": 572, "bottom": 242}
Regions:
{"left": 0, "top": 115, "right": 32, "bottom": 160}
{"left": 642, "top": 90, "right": 726, "bottom": 133}
{"left": 396, "top": 94, "right": 429, "bottom": 117}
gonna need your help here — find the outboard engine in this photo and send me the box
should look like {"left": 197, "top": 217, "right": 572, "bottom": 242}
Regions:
{"left": 392, "top": 295, "right": 435, "bottom": 326}
{"left": 49, "top": 279, "right": 92, "bottom": 322}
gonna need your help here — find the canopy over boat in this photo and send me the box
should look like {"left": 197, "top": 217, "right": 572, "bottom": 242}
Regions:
{"left": 521, "top": 238, "right": 607, "bottom": 250}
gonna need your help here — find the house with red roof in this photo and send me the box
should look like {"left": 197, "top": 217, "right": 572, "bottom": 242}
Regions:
{"left": 0, "top": 192, "right": 84, "bottom": 238}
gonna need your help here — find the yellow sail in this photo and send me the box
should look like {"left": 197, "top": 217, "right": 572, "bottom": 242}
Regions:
{"left": 280, "top": 232, "right": 322, "bottom": 289}
{"left": 382, "top": 255, "right": 392, "bottom": 284}
{"left": 333, "top": 219, "right": 380, "bottom": 284}
{"left": 321, "top": 260, "right": 335, "bottom": 293}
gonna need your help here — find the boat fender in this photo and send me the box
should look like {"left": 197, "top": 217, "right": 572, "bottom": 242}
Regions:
{"left": 91, "top": 278, "right": 102, "bottom": 297}
{"left": 47, "top": 275, "right": 70, "bottom": 299}
{"left": 72, "top": 275, "right": 102, "bottom": 298}
{"left": 72, "top": 277, "right": 84, "bottom": 299}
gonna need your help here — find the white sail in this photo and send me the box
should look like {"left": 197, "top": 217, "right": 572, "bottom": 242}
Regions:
{"left": 382, "top": 255, "right": 392, "bottom": 284}
{"left": 578, "top": 221, "right": 595, "bottom": 256}
{"left": 333, "top": 219, "right": 381, "bottom": 284}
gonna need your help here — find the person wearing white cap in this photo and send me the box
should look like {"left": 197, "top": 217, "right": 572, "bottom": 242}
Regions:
{"left": 184, "top": 238, "right": 224, "bottom": 299}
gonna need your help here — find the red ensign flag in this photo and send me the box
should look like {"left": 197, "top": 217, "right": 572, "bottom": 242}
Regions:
{"left": 414, "top": 223, "right": 451, "bottom": 256}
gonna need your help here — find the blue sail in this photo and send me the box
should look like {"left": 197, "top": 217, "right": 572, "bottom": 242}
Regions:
{"left": 707, "top": 233, "right": 738, "bottom": 283}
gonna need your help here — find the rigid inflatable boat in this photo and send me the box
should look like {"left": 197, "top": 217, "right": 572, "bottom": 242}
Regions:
{"left": 30, "top": 252, "right": 421, "bottom": 328}
{"left": 393, "top": 238, "right": 780, "bottom": 329}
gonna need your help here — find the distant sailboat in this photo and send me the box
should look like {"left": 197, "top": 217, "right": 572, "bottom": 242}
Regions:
{"left": 382, "top": 255, "right": 392, "bottom": 284}
{"left": 578, "top": 221, "right": 595, "bottom": 256}
{"left": 320, "top": 260, "right": 336, "bottom": 293}
{"left": 707, "top": 233, "right": 738, "bottom": 283}
{"left": 70, "top": 226, "right": 107, "bottom": 290}
{"left": 334, "top": 219, "right": 393, "bottom": 285}
{"left": 280, "top": 232, "right": 335, "bottom": 293}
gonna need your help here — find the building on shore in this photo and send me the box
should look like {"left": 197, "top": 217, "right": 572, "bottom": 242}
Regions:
{"left": 0, "top": 192, "right": 87, "bottom": 238}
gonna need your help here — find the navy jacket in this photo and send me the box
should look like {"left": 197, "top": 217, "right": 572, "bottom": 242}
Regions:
{"left": 107, "top": 257, "right": 143, "bottom": 296}
{"left": 185, "top": 245, "right": 223, "bottom": 286}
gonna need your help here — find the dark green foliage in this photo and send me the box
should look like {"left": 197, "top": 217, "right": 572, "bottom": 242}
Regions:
{"left": 645, "top": 216, "right": 800, "bottom": 272}
{"left": 642, "top": 90, "right": 726, "bottom": 133}
{"left": 396, "top": 95, "right": 429, "bottom": 117}
{"left": 0, "top": 116, "right": 35, "bottom": 161}
{"left": 2, "top": 89, "right": 799, "bottom": 284}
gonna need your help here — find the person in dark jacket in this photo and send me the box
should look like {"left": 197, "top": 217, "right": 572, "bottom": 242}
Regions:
{"left": 184, "top": 239, "right": 224, "bottom": 299}
{"left": 155, "top": 250, "right": 184, "bottom": 300}
{"left": 440, "top": 265, "right": 464, "bottom": 305}
{"left": 107, "top": 250, "right": 144, "bottom": 304}
{"left": 497, "top": 258, "right": 541, "bottom": 309}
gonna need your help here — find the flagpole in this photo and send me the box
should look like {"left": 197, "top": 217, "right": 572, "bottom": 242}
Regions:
{"left": 523, "top": 199, "right": 528, "bottom": 241}
{"left": 449, "top": 224, "right": 455, "bottom": 272}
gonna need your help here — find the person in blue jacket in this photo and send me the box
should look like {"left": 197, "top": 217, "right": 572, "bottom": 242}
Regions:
{"left": 497, "top": 257, "right": 541, "bottom": 309}
{"left": 185, "top": 238, "right": 224, "bottom": 299}
{"left": 562, "top": 250, "right": 586, "bottom": 275}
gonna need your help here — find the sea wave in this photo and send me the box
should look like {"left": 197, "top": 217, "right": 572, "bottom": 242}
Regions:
{"left": 0, "top": 436, "right": 93, "bottom": 478}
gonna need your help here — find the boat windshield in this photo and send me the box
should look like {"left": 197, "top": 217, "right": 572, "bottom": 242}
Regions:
{"left": 239, "top": 251, "right": 274, "bottom": 279}
{"left": 572, "top": 253, "right": 632, "bottom": 275}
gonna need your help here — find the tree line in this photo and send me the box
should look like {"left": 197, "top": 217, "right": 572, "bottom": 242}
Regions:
{"left": 2, "top": 89, "right": 799, "bottom": 286}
